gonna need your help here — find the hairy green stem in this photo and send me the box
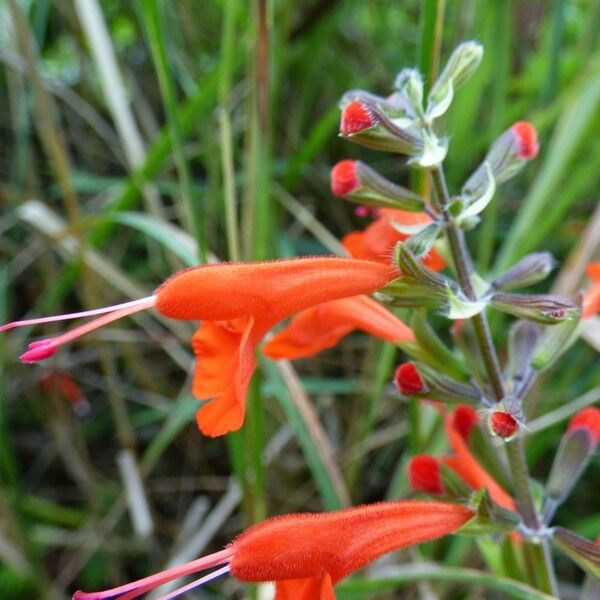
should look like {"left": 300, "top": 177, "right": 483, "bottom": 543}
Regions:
{"left": 429, "top": 165, "right": 558, "bottom": 596}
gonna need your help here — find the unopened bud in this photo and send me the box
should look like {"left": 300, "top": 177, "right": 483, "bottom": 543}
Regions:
{"left": 488, "top": 410, "right": 520, "bottom": 440}
{"left": 394, "top": 68, "right": 424, "bottom": 114}
{"left": 408, "top": 455, "right": 444, "bottom": 495}
{"left": 492, "top": 252, "right": 555, "bottom": 291}
{"left": 20, "top": 340, "right": 58, "bottom": 363}
{"left": 462, "top": 121, "right": 539, "bottom": 199}
{"left": 330, "top": 160, "right": 424, "bottom": 211}
{"left": 339, "top": 99, "right": 423, "bottom": 156}
{"left": 427, "top": 42, "right": 483, "bottom": 118}
{"left": 411, "top": 363, "right": 481, "bottom": 403}
{"left": 491, "top": 292, "right": 579, "bottom": 325}
{"left": 545, "top": 409, "right": 600, "bottom": 515}
{"left": 394, "top": 362, "right": 428, "bottom": 395}
{"left": 552, "top": 528, "right": 600, "bottom": 581}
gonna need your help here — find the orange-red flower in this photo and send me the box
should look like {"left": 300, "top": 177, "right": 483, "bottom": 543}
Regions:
{"left": 342, "top": 208, "right": 445, "bottom": 271}
{"left": 583, "top": 263, "right": 600, "bottom": 318}
{"left": 3, "top": 257, "right": 397, "bottom": 437}
{"left": 262, "top": 295, "right": 414, "bottom": 360}
{"left": 408, "top": 405, "right": 515, "bottom": 512}
{"left": 74, "top": 501, "right": 473, "bottom": 600}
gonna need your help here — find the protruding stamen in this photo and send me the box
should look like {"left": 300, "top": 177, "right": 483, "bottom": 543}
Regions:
{"left": 157, "top": 565, "right": 231, "bottom": 600}
{"left": 73, "top": 548, "right": 233, "bottom": 600}
{"left": 9, "top": 296, "right": 157, "bottom": 364}
{"left": 1, "top": 296, "right": 157, "bottom": 332}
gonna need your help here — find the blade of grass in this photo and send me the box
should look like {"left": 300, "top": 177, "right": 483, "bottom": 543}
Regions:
{"left": 138, "top": 0, "right": 205, "bottom": 259}
{"left": 337, "top": 564, "right": 557, "bottom": 600}
{"left": 262, "top": 359, "right": 350, "bottom": 510}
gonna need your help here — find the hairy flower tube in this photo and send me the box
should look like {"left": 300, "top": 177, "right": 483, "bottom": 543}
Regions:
{"left": 262, "top": 294, "right": 415, "bottom": 360}
{"left": 73, "top": 501, "right": 474, "bottom": 600}
{"left": 2, "top": 257, "right": 398, "bottom": 437}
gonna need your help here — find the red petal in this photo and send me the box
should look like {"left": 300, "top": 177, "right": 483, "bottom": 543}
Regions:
{"left": 568, "top": 407, "right": 600, "bottom": 445}
{"left": 408, "top": 455, "right": 444, "bottom": 495}
{"left": 489, "top": 411, "right": 519, "bottom": 439}
{"left": 331, "top": 160, "right": 360, "bottom": 196}
{"left": 394, "top": 362, "right": 426, "bottom": 395}
{"left": 275, "top": 573, "right": 335, "bottom": 600}
{"left": 340, "top": 101, "right": 374, "bottom": 135}
{"left": 263, "top": 295, "right": 414, "bottom": 360}
{"left": 444, "top": 409, "right": 515, "bottom": 511}
{"left": 192, "top": 317, "right": 265, "bottom": 437}
{"left": 452, "top": 404, "right": 479, "bottom": 442}
{"left": 511, "top": 121, "right": 539, "bottom": 159}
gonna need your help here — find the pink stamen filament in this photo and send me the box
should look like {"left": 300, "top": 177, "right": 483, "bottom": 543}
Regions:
{"left": 156, "top": 565, "right": 231, "bottom": 600}
{"left": 17, "top": 296, "right": 157, "bottom": 363}
{"left": 1, "top": 296, "right": 157, "bottom": 332}
{"left": 73, "top": 548, "right": 233, "bottom": 600}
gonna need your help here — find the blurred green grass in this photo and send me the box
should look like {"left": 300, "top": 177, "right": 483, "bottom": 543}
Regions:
{"left": 0, "top": 0, "right": 599, "bottom": 598}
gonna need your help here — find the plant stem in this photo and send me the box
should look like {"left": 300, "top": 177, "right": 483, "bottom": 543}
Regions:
{"left": 429, "top": 164, "right": 558, "bottom": 596}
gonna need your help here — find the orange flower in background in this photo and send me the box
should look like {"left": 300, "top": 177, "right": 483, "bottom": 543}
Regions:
{"left": 74, "top": 501, "right": 474, "bottom": 600}
{"left": 3, "top": 257, "right": 397, "bottom": 437}
{"left": 342, "top": 208, "right": 445, "bottom": 271}
{"left": 408, "top": 405, "right": 515, "bottom": 512}
{"left": 263, "top": 294, "right": 414, "bottom": 360}
{"left": 442, "top": 406, "right": 515, "bottom": 511}
{"left": 583, "top": 262, "right": 600, "bottom": 318}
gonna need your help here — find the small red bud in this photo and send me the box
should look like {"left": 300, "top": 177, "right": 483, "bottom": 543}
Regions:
{"left": 340, "top": 101, "right": 375, "bottom": 135}
{"left": 394, "top": 362, "right": 427, "bottom": 395}
{"left": 511, "top": 121, "right": 539, "bottom": 160}
{"left": 568, "top": 407, "right": 600, "bottom": 446}
{"left": 452, "top": 405, "right": 479, "bottom": 442}
{"left": 408, "top": 455, "right": 444, "bottom": 495}
{"left": 331, "top": 160, "right": 360, "bottom": 197}
{"left": 489, "top": 411, "right": 519, "bottom": 439}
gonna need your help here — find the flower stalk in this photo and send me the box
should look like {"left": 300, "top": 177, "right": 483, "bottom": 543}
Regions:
{"left": 429, "top": 162, "right": 558, "bottom": 596}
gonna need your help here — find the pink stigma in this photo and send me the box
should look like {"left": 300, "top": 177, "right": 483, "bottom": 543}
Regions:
{"left": 20, "top": 340, "right": 59, "bottom": 363}
{"left": 1, "top": 296, "right": 157, "bottom": 363}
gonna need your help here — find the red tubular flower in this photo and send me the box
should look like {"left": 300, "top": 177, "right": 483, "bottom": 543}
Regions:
{"left": 342, "top": 208, "right": 445, "bottom": 271}
{"left": 262, "top": 295, "right": 415, "bottom": 360}
{"left": 583, "top": 262, "right": 600, "bottom": 318}
{"left": 452, "top": 404, "right": 478, "bottom": 442}
{"left": 74, "top": 501, "right": 473, "bottom": 600}
{"left": 408, "top": 455, "right": 444, "bottom": 495}
{"left": 2, "top": 258, "right": 397, "bottom": 437}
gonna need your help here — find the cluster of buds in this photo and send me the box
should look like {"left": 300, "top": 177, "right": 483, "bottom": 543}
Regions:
{"left": 338, "top": 42, "right": 483, "bottom": 168}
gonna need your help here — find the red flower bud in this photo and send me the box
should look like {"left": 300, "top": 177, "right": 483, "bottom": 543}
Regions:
{"left": 453, "top": 404, "right": 479, "bottom": 442}
{"left": 394, "top": 362, "right": 427, "bottom": 395}
{"left": 568, "top": 407, "right": 600, "bottom": 446}
{"left": 340, "top": 101, "right": 375, "bottom": 135}
{"left": 408, "top": 455, "right": 444, "bottom": 495}
{"left": 331, "top": 160, "right": 360, "bottom": 197}
{"left": 489, "top": 411, "right": 519, "bottom": 440}
{"left": 511, "top": 121, "right": 539, "bottom": 160}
